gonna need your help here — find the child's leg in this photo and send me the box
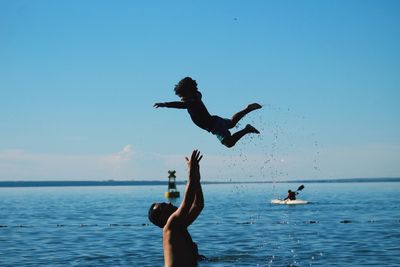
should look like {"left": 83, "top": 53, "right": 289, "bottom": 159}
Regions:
{"left": 229, "top": 103, "right": 262, "bottom": 128}
{"left": 222, "top": 124, "right": 260, "bottom": 148}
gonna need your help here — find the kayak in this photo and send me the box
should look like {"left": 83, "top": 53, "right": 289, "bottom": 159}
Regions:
{"left": 271, "top": 199, "right": 309, "bottom": 205}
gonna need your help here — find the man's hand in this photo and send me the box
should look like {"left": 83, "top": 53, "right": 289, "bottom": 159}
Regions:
{"left": 153, "top": 102, "right": 165, "bottom": 108}
{"left": 186, "top": 150, "right": 202, "bottom": 182}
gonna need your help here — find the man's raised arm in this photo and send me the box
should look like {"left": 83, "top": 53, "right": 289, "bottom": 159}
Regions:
{"left": 169, "top": 150, "right": 202, "bottom": 225}
{"left": 185, "top": 161, "right": 204, "bottom": 227}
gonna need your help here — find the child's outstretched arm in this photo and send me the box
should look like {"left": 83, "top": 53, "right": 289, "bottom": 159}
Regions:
{"left": 153, "top": 101, "right": 187, "bottom": 109}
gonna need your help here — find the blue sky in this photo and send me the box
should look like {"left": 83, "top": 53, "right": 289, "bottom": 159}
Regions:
{"left": 1, "top": 0, "right": 399, "bottom": 181}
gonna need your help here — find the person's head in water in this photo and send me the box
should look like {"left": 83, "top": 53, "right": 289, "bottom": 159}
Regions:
{"left": 174, "top": 77, "right": 198, "bottom": 99}
{"left": 148, "top": 202, "right": 178, "bottom": 228}
{"left": 288, "top": 190, "right": 292, "bottom": 193}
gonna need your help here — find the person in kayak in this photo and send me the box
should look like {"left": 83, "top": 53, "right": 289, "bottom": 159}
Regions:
{"left": 154, "top": 77, "right": 262, "bottom": 148}
{"left": 284, "top": 189, "right": 297, "bottom": 201}
{"left": 148, "top": 150, "right": 206, "bottom": 267}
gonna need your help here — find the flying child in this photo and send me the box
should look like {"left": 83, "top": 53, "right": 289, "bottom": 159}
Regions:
{"left": 154, "top": 77, "right": 262, "bottom": 148}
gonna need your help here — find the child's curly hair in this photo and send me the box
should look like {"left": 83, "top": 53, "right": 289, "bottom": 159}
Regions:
{"left": 174, "top": 77, "right": 198, "bottom": 98}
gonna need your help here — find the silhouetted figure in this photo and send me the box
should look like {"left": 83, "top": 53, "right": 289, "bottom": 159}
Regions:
{"left": 154, "top": 77, "right": 261, "bottom": 148}
{"left": 284, "top": 189, "right": 297, "bottom": 201}
{"left": 148, "top": 150, "right": 206, "bottom": 267}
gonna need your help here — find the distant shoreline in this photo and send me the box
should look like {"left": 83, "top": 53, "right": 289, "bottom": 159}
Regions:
{"left": 0, "top": 177, "right": 399, "bottom": 188}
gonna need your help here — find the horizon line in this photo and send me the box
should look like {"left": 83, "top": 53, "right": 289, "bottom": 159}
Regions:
{"left": 0, "top": 177, "right": 399, "bottom": 188}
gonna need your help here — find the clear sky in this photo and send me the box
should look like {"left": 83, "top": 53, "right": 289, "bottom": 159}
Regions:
{"left": 1, "top": 0, "right": 399, "bottom": 181}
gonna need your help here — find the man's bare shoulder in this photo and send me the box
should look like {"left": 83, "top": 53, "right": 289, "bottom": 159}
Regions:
{"left": 165, "top": 209, "right": 185, "bottom": 229}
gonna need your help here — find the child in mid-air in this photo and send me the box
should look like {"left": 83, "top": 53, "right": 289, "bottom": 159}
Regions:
{"left": 154, "top": 77, "right": 262, "bottom": 148}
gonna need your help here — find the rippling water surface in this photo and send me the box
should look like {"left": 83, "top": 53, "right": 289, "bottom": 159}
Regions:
{"left": 0, "top": 182, "right": 399, "bottom": 266}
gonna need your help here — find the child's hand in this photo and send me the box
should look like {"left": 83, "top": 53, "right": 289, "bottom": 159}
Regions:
{"left": 153, "top": 103, "right": 165, "bottom": 108}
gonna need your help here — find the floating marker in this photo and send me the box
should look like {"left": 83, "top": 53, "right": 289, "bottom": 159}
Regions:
{"left": 165, "top": 170, "right": 180, "bottom": 198}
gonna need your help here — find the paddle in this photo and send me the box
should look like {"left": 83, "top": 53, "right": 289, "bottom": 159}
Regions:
{"left": 296, "top": 185, "right": 305, "bottom": 192}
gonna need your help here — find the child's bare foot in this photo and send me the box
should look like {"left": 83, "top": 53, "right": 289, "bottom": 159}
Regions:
{"left": 247, "top": 103, "right": 262, "bottom": 112}
{"left": 245, "top": 124, "right": 260, "bottom": 134}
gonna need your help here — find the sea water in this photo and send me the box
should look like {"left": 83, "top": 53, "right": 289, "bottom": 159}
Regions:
{"left": 0, "top": 182, "right": 399, "bottom": 266}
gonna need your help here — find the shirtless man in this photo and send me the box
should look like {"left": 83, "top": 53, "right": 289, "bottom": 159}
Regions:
{"left": 148, "top": 150, "right": 205, "bottom": 267}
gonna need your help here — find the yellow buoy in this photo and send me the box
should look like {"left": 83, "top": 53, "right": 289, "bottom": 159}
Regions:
{"left": 164, "top": 170, "right": 180, "bottom": 198}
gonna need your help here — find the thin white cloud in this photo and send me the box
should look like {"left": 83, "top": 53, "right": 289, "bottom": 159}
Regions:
{"left": 0, "top": 143, "right": 398, "bottom": 181}
{"left": 0, "top": 145, "right": 136, "bottom": 180}
{"left": 103, "top": 144, "right": 134, "bottom": 165}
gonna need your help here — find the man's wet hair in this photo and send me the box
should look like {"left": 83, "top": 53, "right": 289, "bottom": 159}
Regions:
{"left": 174, "top": 77, "right": 198, "bottom": 98}
{"left": 148, "top": 203, "right": 164, "bottom": 228}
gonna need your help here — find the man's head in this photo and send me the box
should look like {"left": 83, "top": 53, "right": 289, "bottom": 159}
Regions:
{"left": 148, "top": 202, "right": 178, "bottom": 228}
{"left": 288, "top": 190, "right": 292, "bottom": 193}
{"left": 174, "top": 77, "right": 198, "bottom": 98}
